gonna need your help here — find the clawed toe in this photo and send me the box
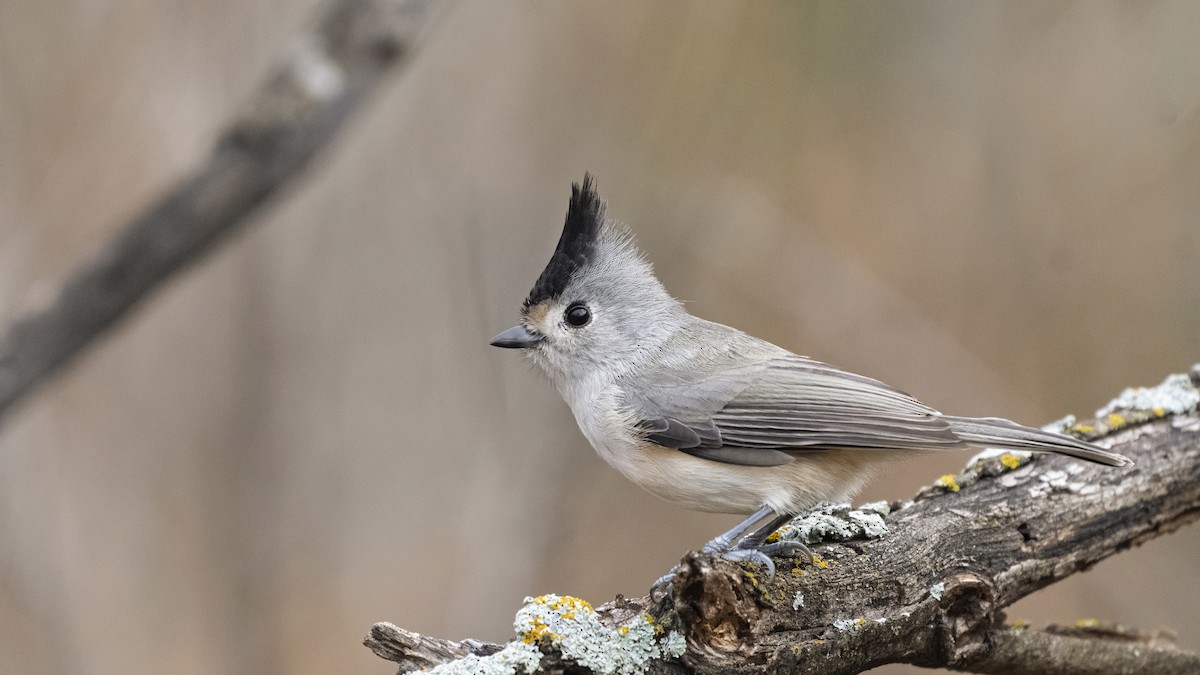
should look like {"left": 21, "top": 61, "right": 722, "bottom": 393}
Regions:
{"left": 676, "top": 506, "right": 815, "bottom": 586}
{"left": 660, "top": 539, "right": 811, "bottom": 590}
{"left": 719, "top": 547, "right": 777, "bottom": 578}
{"left": 650, "top": 571, "right": 675, "bottom": 602}
{"left": 754, "top": 540, "right": 812, "bottom": 562}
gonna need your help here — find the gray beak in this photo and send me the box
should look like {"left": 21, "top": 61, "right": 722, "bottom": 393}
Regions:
{"left": 490, "top": 325, "right": 543, "bottom": 349}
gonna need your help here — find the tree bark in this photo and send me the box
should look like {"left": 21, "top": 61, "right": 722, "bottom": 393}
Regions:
{"left": 0, "top": 0, "right": 446, "bottom": 424}
{"left": 367, "top": 369, "right": 1200, "bottom": 674}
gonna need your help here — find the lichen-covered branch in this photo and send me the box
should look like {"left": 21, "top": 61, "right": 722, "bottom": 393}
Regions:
{"left": 0, "top": 0, "right": 445, "bottom": 423}
{"left": 366, "top": 368, "right": 1200, "bottom": 674}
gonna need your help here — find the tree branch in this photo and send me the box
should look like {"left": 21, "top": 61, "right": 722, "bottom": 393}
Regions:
{"left": 365, "top": 622, "right": 502, "bottom": 673}
{"left": 366, "top": 368, "right": 1200, "bottom": 674}
{"left": 959, "top": 623, "right": 1195, "bottom": 675}
{"left": 0, "top": 0, "right": 445, "bottom": 423}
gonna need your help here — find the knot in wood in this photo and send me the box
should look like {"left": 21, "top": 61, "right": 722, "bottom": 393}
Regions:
{"left": 674, "top": 552, "right": 763, "bottom": 665}
{"left": 934, "top": 571, "right": 997, "bottom": 665}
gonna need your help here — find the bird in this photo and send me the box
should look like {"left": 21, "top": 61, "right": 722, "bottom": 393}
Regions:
{"left": 490, "top": 174, "right": 1130, "bottom": 575}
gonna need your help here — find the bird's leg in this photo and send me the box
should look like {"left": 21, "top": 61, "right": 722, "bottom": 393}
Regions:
{"left": 736, "top": 512, "right": 794, "bottom": 549}
{"left": 652, "top": 506, "right": 774, "bottom": 597}
{"left": 700, "top": 505, "right": 775, "bottom": 555}
{"left": 735, "top": 512, "right": 812, "bottom": 563}
{"left": 652, "top": 507, "right": 812, "bottom": 598}
{"left": 707, "top": 507, "right": 810, "bottom": 579}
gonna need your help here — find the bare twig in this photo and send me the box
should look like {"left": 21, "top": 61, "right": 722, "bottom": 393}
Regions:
{"left": 367, "top": 370, "right": 1200, "bottom": 674}
{"left": 0, "top": 0, "right": 445, "bottom": 423}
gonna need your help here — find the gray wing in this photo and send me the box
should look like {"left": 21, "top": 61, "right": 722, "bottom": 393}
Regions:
{"left": 626, "top": 353, "right": 965, "bottom": 467}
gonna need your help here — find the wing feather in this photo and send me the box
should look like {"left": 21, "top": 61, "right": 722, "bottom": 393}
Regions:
{"left": 625, "top": 351, "right": 964, "bottom": 465}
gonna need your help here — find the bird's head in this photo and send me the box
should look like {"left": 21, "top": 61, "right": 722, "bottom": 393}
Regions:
{"left": 491, "top": 175, "right": 684, "bottom": 389}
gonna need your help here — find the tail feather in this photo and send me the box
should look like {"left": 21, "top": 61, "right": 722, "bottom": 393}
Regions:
{"left": 944, "top": 415, "right": 1132, "bottom": 467}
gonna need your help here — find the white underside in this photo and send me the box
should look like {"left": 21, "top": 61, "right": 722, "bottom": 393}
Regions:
{"left": 565, "top": 381, "right": 884, "bottom": 515}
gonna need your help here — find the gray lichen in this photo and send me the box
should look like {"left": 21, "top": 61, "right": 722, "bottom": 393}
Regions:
{"left": 1097, "top": 371, "right": 1200, "bottom": 417}
{"left": 426, "top": 595, "right": 684, "bottom": 675}
{"left": 425, "top": 641, "right": 540, "bottom": 675}
{"left": 833, "top": 617, "right": 866, "bottom": 633}
{"left": 846, "top": 509, "right": 888, "bottom": 537}
{"left": 774, "top": 502, "right": 891, "bottom": 545}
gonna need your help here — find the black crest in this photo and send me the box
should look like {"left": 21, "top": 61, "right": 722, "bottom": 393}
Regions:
{"left": 524, "top": 174, "right": 606, "bottom": 309}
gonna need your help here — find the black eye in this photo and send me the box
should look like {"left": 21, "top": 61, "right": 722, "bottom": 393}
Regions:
{"left": 564, "top": 304, "right": 591, "bottom": 327}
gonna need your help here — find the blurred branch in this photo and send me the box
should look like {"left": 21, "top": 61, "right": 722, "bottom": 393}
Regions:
{"left": 367, "top": 370, "right": 1200, "bottom": 674}
{"left": 0, "top": 0, "right": 446, "bottom": 423}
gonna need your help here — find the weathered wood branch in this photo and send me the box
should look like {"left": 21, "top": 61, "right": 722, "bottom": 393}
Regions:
{"left": 958, "top": 623, "right": 1196, "bottom": 675}
{"left": 0, "top": 0, "right": 445, "bottom": 423}
{"left": 365, "top": 623, "right": 504, "bottom": 673}
{"left": 367, "top": 369, "right": 1200, "bottom": 674}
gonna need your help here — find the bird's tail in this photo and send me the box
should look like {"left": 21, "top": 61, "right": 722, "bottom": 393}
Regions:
{"left": 944, "top": 415, "right": 1132, "bottom": 466}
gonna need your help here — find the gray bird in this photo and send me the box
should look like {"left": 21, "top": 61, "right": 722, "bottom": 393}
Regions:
{"left": 491, "top": 175, "right": 1130, "bottom": 575}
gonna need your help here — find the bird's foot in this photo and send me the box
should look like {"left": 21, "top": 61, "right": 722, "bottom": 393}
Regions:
{"left": 651, "top": 507, "right": 812, "bottom": 598}
{"left": 753, "top": 539, "right": 812, "bottom": 561}
{"left": 649, "top": 572, "right": 675, "bottom": 603}
{"left": 718, "top": 547, "right": 778, "bottom": 578}
{"left": 718, "top": 538, "right": 812, "bottom": 579}
{"left": 699, "top": 508, "right": 812, "bottom": 579}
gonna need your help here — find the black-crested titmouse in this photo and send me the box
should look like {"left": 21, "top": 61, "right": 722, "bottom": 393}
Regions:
{"left": 491, "top": 175, "right": 1130, "bottom": 574}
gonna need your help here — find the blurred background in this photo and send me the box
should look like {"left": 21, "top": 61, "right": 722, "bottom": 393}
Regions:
{"left": 1, "top": 1, "right": 1198, "bottom": 674}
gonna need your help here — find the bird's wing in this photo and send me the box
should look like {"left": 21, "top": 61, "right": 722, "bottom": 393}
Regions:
{"left": 625, "top": 353, "right": 965, "bottom": 466}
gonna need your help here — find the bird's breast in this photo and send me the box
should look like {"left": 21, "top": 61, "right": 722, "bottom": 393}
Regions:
{"left": 564, "top": 383, "right": 888, "bottom": 514}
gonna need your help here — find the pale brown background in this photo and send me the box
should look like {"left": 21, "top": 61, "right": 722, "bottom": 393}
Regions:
{"left": 1, "top": 2, "right": 1198, "bottom": 674}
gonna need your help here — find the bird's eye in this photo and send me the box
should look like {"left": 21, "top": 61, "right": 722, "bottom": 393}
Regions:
{"left": 564, "top": 303, "right": 591, "bottom": 327}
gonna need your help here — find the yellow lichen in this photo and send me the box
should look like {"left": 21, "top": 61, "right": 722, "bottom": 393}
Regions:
{"left": 644, "top": 615, "right": 654, "bottom": 624}
{"left": 811, "top": 555, "right": 831, "bottom": 569}
{"left": 744, "top": 570, "right": 759, "bottom": 587}
{"left": 618, "top": 625, "right": 629, "bottom": 636}
{"left": 1107, "top": 413, "right": 1126, "bottom": 428}
{"left": 1153, "top": 407, "right": 1166, "bottom": 417}
{"left": 1071, "top": 423, "right": 1095, "bottom": 434}
{"left": 1010, "top": 619, "right": 1030, "bottom": 629}
{"left": 531, "top": 595, "right": 592, "bottom": 613}
{"left": 791, "top": 567, "right": 805, "bottom": 578}
{"left": 522, "top": 615, "right": 556, "bottom": 644}
{"left": 766, "top": 530, "right": 782, "bottom": 543}
{"left": 937, "top": 474, "right": 960, "bottom": 492}
{"left": 1076, "top": 618, "right": 1100, "bottom": 628}
{"left": 1000, "top": 453, "right": 1022, "bottom": 470}
{"left": 519, "top": 595, "right": 596, "bottom": 645}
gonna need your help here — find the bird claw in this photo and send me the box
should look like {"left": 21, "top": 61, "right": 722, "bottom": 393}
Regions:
{"left": 719, "top": 547, "right": 777, "bottom": 578}
{"left": 650, "top": 570, "right": 676, "bottom": 602}
{"left": 718, "top": 540, "right": 812, "bottom": 579}
{"left": 652, "top": 507, "right": 813, "bottom": 595}
{"left": 755, "top": 539, "right": 812, "bottom": 562}
{"left": 651, "top": 539, "right": 812, "bottom": 600}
